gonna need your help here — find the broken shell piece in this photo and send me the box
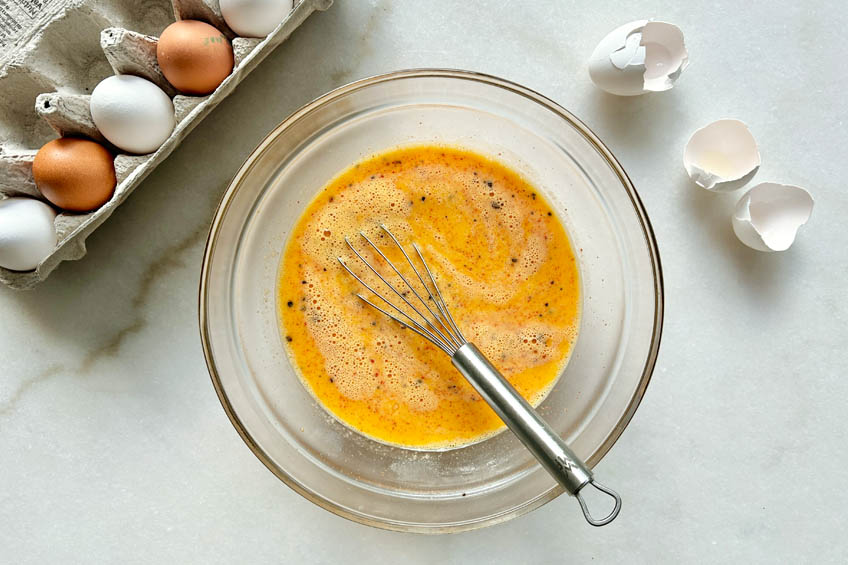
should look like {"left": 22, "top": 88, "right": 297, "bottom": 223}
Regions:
{"left": 732, "top": 183, "right": 813, "bottom": 252}
{"left": 684, "top": 119, "right": 761, "bottom": 191}
{"left": 588, "top": 20, "right": 688, "bottom": 96}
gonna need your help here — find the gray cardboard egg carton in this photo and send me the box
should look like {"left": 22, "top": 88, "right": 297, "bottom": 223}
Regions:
{"left": 0, "top": 0, "right": 332, "bottom": 290}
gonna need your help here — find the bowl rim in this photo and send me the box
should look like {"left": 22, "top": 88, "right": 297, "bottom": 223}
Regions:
{"left": 198, "top": 68, "right": 664, "bottom": 532}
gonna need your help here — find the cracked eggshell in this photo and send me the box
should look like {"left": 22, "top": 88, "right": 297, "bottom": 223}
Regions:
{"left": 732, "top": 183, "right": 813, "bottom": 252}
{"left": 684, "top": 119, "right": 761, "bottom": 191}
{"left": 588, "top": 20, "right": 688, "bottom": 96}
{"left": 0, "top": 197, "right": 57, "bottom": 271}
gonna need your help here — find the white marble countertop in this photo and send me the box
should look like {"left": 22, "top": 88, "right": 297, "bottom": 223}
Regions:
{"left": 2, "top": 1, "right": 846, "bottom": 562}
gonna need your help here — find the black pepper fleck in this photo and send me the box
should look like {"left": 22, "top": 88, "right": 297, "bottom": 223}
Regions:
{"left": 491, "top": 201, "right": 502, "bottom": 209}
{"left": 421, "top": 196, "right": 426, "bottom": 201}
{"left": 486, "top": 181, "right": 493, "bottom": 187}
{"left": 285, "top": 336, "right": 293, "bottom": 342}
{"left": 287, "top": 301, "right": 293, "bottom": 307}
{"left": 511, "top": 257, "right": 518, "bottom": 263}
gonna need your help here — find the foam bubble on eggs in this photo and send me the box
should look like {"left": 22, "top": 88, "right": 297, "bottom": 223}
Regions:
{"left": 684, "top": 119, "right": 761, "bottom": 192}
{"left": 33, "top": 138, "right": 116, "bottom": 212}
{"left": 221, "top": 0, "right": 294, "bottom": 38}
{"left": 90, "top": 75, "right": 175, "bottom": 154}
{"left": 0, "top": 197, "right": 57, "bottom": 271}
{"left": 588, "top": 20, "right": 688, "bottom": 96}
{"left": 157, "top": 20, "right": 234, "bottom": 95}
{"left": 732, "top": 183, "right": 813, "bottom": 252}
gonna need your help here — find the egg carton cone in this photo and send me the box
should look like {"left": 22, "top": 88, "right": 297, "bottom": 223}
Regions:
{"left": 0, "top": 0, "right": 333, "bottom": 290}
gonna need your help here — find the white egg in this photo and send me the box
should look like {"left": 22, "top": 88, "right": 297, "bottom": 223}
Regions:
{"left": 0, "top": 197, "right": 57, "bottom": 271}
{"left": 732, "top": 183, "right": 813, "bottom": 252}
{"left": 588, "top": 20, "right": 688, "bottom": 96}
{"left": 684, "top": 119, "right": 761, "bottom": 192}
{"left": 221, "top": 0, "right": 294, "bottom": 38}
{"left": 90, "top": 75, "right": 175, "bottom": 154}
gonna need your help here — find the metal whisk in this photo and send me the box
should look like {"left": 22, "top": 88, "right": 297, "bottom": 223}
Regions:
{"left": 338, "top": 225, "right": 622, "bottom": 527}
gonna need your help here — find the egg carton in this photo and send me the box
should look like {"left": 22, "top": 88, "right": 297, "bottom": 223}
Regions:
{"left": 0, "top": 0, "right": 332, "bottom": 290}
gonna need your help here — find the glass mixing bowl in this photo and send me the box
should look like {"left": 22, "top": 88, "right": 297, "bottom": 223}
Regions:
{"left": 199, "top": 69, "right": 663, "bottom": 533}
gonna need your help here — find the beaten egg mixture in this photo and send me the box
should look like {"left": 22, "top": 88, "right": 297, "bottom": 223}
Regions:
{"left": 278, "top": 146, "right": 580, "bottom": 448}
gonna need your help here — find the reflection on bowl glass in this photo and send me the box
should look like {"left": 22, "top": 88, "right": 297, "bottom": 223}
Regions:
{"left": 199, "top": 69, "right": 663, "bottom": 533}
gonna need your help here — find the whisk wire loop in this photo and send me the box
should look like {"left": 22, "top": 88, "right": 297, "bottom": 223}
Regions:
{"left": 411, "top": 241, "right": 466, "bottom": 345}
{"left": 337, "top": 253, "right": 455, "bottom": 355}
{"left": 354, "top": 292, "right": 455, "bottom": 356}
{"left": 377, "top": 226, "right": 465, "bottom": 348}
{"left": 341, "top": 231, "right": 461, "bottom": 355}
{"left": 358, "top": 230, "right": 460, "bottom": 350}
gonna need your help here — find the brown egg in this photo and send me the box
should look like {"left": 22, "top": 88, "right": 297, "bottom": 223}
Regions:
{"left": 32, "top": 138, "right": 116, "bottom": 212}
{"left": 157, "top": 20, "right": 234, "bottom": 95}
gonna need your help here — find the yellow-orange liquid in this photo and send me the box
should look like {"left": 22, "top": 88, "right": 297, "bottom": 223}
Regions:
{"left": 278, "top": 146, "right": 580, "bottom": 448}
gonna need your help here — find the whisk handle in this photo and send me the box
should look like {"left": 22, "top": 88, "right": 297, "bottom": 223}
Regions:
{"left": 452, "top": 343, "right": 621, "bottom": 526}
{"left": 452, "top": 342, "right": 592, "bottom": 492}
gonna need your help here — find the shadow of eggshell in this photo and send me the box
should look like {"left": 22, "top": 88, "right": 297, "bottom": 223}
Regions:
{"left": 32, "top": 138, "right": 117, "bottom": 212}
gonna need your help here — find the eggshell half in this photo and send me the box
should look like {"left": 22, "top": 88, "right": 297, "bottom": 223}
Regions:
{"left": 732, "top": 183, "right": 813, "bottom": 252}
{"left": 589, "top": 20, "right": 688, "bottom": 96}
{"left": 0, "top": 197, "right": 57, "bottom": 271}
{"left": 684, "top": 119, "right": 761, "bottom": 192}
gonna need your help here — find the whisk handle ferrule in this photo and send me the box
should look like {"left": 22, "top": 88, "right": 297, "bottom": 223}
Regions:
{"left": 451, "top": 342, "right": 593, "bottom": 494}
